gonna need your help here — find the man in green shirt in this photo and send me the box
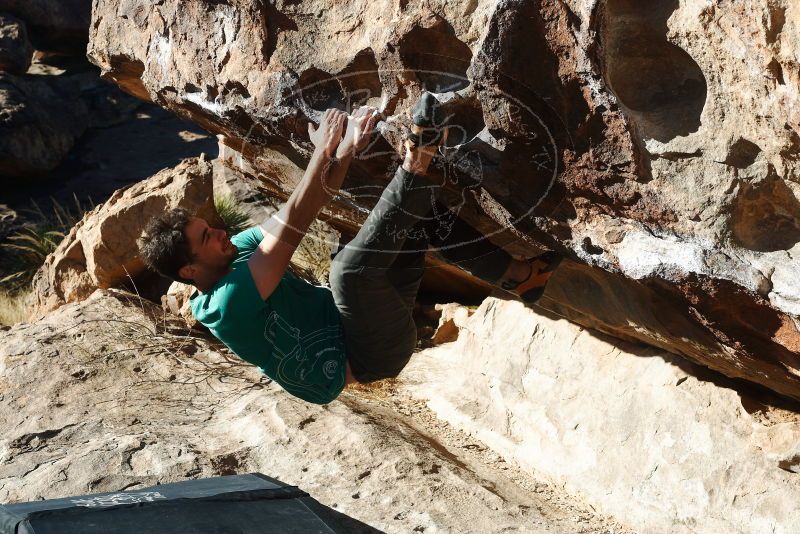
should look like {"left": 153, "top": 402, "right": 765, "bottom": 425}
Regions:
{"left": 138, "top": 96, "right": 561, "bottom": 404}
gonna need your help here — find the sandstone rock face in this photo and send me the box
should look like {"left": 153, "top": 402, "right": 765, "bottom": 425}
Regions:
{"left": 161, "top": 280, "right": 197, "bottom": 328}
{"left": 430, "top": 302, "right": 473, "bottom": 345}
{"left": 0, "top": 289, "right": 632, "bottom": 533}
{"left": 0, "top": 0, "right": 92, "bottom": 54}
{"left": 87, "top": 0, "right": 800, "bottom": 399}
{"left": 0, "top": 13, "right": 32, "bottom": 74}
{"left": 32, "top": 157, "right": 219, "bottom": 316}
{"left": 404, "top": 297, "right": 800, "bottom": 534}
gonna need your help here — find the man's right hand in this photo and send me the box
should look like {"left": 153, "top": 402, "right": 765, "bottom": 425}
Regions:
{"left": 308, "top": 108, "right": 347, "bottom": 158}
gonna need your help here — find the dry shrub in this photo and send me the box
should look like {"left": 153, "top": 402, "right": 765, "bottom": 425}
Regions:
{"left": 0, "top": 290, "right": 31, "bottom": 326}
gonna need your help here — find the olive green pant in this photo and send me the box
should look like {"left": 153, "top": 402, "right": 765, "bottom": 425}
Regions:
{"left": 330, "top": 166, "right": 511, "bottom": 383}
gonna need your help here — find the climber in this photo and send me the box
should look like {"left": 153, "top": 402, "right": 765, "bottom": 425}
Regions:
{"left": 137, "top": 94, "right": 562, "bottom": 405}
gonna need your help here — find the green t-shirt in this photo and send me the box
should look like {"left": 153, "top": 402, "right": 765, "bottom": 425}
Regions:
{"left": 190, "top": 226, "right": 347, "bottom": 404}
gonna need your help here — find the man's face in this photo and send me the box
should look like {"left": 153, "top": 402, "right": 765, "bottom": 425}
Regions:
{"left": 181, "top": 217, "right": 237, "bottom": 277}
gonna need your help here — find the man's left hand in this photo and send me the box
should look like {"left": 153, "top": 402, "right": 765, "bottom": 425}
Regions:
{"left": 337, "top": 106, "right": 379, "bottom": 158}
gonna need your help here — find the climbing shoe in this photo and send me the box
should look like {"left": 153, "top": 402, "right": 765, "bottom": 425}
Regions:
{"left": 404, "top": 91, "right": 449, "bottom": 148}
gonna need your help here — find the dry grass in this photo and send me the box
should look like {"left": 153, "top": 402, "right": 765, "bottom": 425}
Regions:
{"left": 0, "top": 290, "right": 31, "bottom": 326}
{"left": 344, "top": 378, "right": 400, "bottom": 399}
{"left": 293, "top": 219, "right": 335, "bottom": 284}
{"left": 215, "top": 194, "right": 252, "bottom": 235}
{"left": 38, "top": 289, "right": 269, "bottom": 415}
{"left": 0, "top": 195, "right": 92, "bottom": 292}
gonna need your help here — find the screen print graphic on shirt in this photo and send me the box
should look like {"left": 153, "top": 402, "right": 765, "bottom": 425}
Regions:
{"left": 263, "top": 310, "right": 342, "bottom": 392}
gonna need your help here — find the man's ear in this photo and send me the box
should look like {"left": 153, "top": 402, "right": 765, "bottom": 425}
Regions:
{"left": 178, "top": 264, "right": 195, "bottom": 282}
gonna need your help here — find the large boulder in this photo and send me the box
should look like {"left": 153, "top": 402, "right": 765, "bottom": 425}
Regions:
{"left": 32, "top": 157, "right": 219, "bottom": 316}
{"left": 0, "top": 0, "right": 92, "bottom": 55}
{"left": 86, "top": 0, "right": 800, "bottom": 400}
{"left": 0, "top": 289, "right": 630, "bottom": 532}
{"left": 0, "top": 13, "right": 32, "bottom": 74}
{"left": 161, "top": 280, "right": 197, "bottom": 328}
{"left": 404, "top": 297, "right": 800, "bottom": 534}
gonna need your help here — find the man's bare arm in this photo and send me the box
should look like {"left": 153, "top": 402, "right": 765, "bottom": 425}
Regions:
{"left": 324, "top": 106, "right": 379, "bottom": 196}
{"left": 247, "top": 107, "right": 379, "bottom": 300}
{"left": 248, "top": 109, "right": 346, "bottom": 300}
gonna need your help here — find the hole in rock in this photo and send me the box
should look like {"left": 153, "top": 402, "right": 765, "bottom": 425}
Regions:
{"left": 724, "top": 138, "right": 762, "bottom": 169}
{"left": 297, "top": 67, "right": 347, "bottom": 112}
{"left": 398, "top": 24, "right": 472, "bottom": 93}
{"left": 221, "top": 80, "right": 250, "bottom": 99}
{"left": 582, "top": 237, "right": 604, "bottom": 255}
{"left": 766, "top": 5, "right": 787, "bottom": 45}
{"left": 441, "top": 97, "right": 485, "bottom": 147}
{"left": 600, "top": 0, "right": 707, "bottom": 142}
{"left": 767, "top": 58, "right": 785, "bottom": 85}
{"left": 337, "top": 49, "right": 383, "bottom": 108}
{"left": 731, "top": 173, "right": 800, "bottom": 252}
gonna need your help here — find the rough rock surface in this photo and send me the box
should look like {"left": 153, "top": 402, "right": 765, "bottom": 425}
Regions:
{"left": 0, "top": 289, "right": 633, "bottom": 533}
{"left": 32, "top": 157, "right": 220, "bottom": 316}
{"left": 161, "top": 280, "right": 197, "bottom": 328}
{"left": 0, "top": 63, "right": 142, "bottom": 178}
{"left": 87, "top": 0, "right": 800, "bottom": 399}
{"left": 0, "top": 13, "right": 32, "bottom": 74}
{"left": 0, "top": 72, "right": 88, "bottom": 176}
{"left": 0, "top": 0, "right": 92, "bottom": 54}
{"left": 404, "top": 297, "right": 800, "bottom": 534}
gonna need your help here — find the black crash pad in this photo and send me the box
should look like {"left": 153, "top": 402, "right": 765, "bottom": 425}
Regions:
{"left": 0, "top": 473, "right": 349, "bottom": 533}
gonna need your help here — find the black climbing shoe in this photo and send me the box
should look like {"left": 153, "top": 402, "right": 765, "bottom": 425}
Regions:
{"left": 404, "top": 91, "right": 448, "bottom": 148}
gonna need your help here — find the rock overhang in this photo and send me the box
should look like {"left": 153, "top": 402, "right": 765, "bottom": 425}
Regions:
{"left": 84, "top": 0, "right": 800, "bottom": 399}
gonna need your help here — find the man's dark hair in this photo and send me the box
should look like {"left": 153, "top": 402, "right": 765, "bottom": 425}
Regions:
{"left": 137, "top": 208, "right": 195, "bottom": 284}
